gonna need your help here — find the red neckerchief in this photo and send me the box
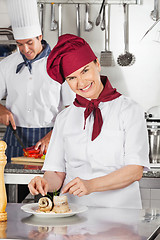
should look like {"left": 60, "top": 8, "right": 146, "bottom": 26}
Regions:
{"left": 73, "top": 76, "right": 121, "bottom": 141}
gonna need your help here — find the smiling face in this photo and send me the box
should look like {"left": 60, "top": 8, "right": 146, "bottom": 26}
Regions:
{"left": 16, "top": 35, "right": 43, "bottom": 60}
{"left": 65, "top": 59, "right": 103, "bottom": 99}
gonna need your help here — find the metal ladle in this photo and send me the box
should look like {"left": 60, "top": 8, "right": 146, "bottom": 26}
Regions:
{"left": 117, "top": 3, "right": 135, "bottom": 67}
{"left": 76, "top": 4, "right": 80, "bottom": 37}
{"left": 58, "top": 4, "right": 62, "bottom": 37}
{"left": 50, "top": 3, "right": 58, "bottom": 31}
{"left": 100, "top": 5, "right": 105, "bottom": 31}
{"left": 85, "top": 3, "right": 93, "bottom": 31}
{"left": 39, "top": 3, "right": 44, "bottom": 34}
{"left": 150, "top": 0, "right": 159, "bottom": 21}
{"left": 95, "top": 0, "right": 106, "bottom": 26}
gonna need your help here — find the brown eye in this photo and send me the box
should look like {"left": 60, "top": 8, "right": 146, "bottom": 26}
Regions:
{"left": 83, "top": 68, "right": 89, "bottom": 73}
{"left": 67, "top": 77, "right": 75, "bottom": 81}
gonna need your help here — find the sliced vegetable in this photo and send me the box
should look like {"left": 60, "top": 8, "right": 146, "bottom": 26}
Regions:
{"left": 23, "top": 145, "right": 44, "bottom": 158}
{"left": 41, "top": 155, "right": 45, "bottom": 160}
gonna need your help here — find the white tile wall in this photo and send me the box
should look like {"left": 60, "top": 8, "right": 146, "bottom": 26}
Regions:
{"left": 0, "top": 0, "right": 10, "bottom": 27}
{"left": 0, "top": 0, "right": 8, "bottom": 13}
{"left": 151, "top": 189, "right": 160, "bottom": 200}
{"left": 151, "top": 200, "right": 160, "bottom": 208}
{"left": 140, "top": 189, "right": 151, "bottom": 200}
{"left": 142, "top": 200, "right": 150, "bottom": 209}
{"left": 140, "top": 187, "right": 160, "bottom": 209}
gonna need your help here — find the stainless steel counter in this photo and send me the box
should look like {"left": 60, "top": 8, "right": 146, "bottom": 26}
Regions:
{"left": 2, "top": 203, "right": 160, "bottom": 239}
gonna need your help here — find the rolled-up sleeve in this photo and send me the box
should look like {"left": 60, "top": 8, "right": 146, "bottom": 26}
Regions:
{"left": 121, "top": 100, "right": 150, "bottom": 171}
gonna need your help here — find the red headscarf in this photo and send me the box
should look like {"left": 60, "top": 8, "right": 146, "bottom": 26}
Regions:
{"left": 47, "top": 34, "right": 97, "bottom": 84}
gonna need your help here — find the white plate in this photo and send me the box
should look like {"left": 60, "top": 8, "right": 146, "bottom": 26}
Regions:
{"left": 22, "top": 214, "right": 87, "bottom": 227}
{"left": 21, "top": 203, "right": 88, "bottom": 218}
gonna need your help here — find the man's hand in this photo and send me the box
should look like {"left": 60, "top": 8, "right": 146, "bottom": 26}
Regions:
{"left": 34, "top": 130, "right": 52, "bottom": 154}
{"left": 0, "top": 104, "right": 16, "bottom": 129}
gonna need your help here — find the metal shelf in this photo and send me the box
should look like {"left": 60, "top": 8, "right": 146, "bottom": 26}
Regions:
{"left": 37, "top": 0, "right": 141, "bottom": 5}
{"left": 0, "top": 40, "right": 16, "bottom": 45}
{"left": 0, "top": 28, "right": 16, "bottom": 46}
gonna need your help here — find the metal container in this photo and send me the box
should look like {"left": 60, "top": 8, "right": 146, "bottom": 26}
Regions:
{"left": 147, "top": 122, "right": 160, "bottom": 163}
{"left": 146, "top": 106, "right": 160, "bottom": 163}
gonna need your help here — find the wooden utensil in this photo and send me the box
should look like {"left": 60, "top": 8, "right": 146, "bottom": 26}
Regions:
{"left": 0, "top": 141, "right": 7, "bottom": 222}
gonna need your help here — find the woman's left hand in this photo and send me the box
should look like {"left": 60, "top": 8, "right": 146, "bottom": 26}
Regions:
{"left": 35, "top": 130, "right": 52, "bottom": 154}
{"left": 62, "top": 177, "right": 92, "bottom": 197}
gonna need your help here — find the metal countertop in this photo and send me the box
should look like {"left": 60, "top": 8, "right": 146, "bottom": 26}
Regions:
{"left": 2, "top": 203, "right": 160, "bottom": 239}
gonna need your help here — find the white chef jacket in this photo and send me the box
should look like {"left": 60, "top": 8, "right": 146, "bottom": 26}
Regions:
{"left": 42, "top": 95, "right": 150, "bottom": 209}
{"left": 0, "top": 52, "right": 75, "bottom": 127}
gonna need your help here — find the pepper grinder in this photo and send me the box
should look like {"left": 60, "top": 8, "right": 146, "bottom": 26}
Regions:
{"left": 0, "top": 141, "right": 7, "bottom": 221}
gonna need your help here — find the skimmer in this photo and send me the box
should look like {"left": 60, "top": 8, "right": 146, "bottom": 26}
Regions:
{"left": 117, "top": 3, "right": 135, "bottom": 67}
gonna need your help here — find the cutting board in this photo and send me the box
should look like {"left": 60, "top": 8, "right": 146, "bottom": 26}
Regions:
{"left": 11, "top": 156, "right": 44, "bottom": 163}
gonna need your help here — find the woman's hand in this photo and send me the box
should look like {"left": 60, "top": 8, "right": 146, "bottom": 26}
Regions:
{"left": 62, "top": 177, "right": 92, "bottom": 197}
{"left": 28, "top": 176, "right": 48, "bottom": 196}
{"left": 62, "top": 165, "right": 143, "bottom": 197}
{"left": 35, "top": 130, "right": 52, "bottom": 154}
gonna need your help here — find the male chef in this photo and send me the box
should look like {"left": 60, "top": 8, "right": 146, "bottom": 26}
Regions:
{"left": 0, "top": 0, "right": 74, "bottom": 202}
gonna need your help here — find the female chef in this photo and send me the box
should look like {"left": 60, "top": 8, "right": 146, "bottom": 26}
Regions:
{"left": 28, "top": 34, "right": 149, "bottom": 209}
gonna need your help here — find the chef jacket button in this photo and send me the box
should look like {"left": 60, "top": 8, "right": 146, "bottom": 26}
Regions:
{"left": 27, "top": 108, "right": 31, "bottom": 112}
{"left": 29, "top": 77, "right": 32, "bottom": 80}
{"left": 28, "top": 92, "right": 32, "bottom": 96}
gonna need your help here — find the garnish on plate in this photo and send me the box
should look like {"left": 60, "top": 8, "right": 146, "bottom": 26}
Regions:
{"left": 37, "top": 190, "right": 71, "bottom": 213}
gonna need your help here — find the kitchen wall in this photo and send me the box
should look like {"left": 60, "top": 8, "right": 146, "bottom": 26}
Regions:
{"left": 0, "top": 0, "right": 160, "bottom": 112}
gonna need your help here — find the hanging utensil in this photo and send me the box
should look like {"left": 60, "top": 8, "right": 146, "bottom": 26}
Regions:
{"left": 58, "top": 4, "right": 62, "bottom": 37}
{"left": 141, "top": 17, "right": 160, "bottom": 40}
{"left": 117, "top": 3, "right": 135, "bottom": 67}
{"left": 85, "top": 3, "right": 93, "bottom": 31}
{"left": 100, "top": 5, "right": 105, "bottom": 31}
{"left": 150, "top": 0, "right": 159, "bottom": 21}
{"left": 39, "top": 3, "right": 44, "bottom": 34}
{"left": 50, "top": 3, "right": 58, "bottom": 31}
{"left": 95, "top": 0, "right": 106, "bottom": 26}
{"left": 76, "top": 4, "right": 80, "bottom": 37}
{"left": 100, "top": 4, "right": 114, "bottom": 67}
